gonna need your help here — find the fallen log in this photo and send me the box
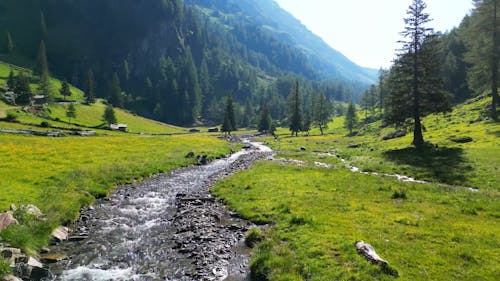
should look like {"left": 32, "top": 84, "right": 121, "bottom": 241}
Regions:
{"left": 355, "top": 241, "right": 398, "bottom": 277}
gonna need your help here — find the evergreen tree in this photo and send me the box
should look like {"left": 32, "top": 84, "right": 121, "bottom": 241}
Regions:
{"left": 14, "top": 72, "right": 32, "bottom": 105}
{"left": 344, "top": 101, "right": 358, "bottom": 135}
{"left": 122, "top": 60, "right": 130, "bottom": 81}
{"left": 103, "top": 104, "right": 117, "bottom": 125}
{"left": 258, "top": 103, "right": 272, "bottom": 134}
{"left": 85, "top": 69, "right": 96, "bottom": 104}
{"left": 314, "top": 93, "right": 331, "bottom": 135}
{"left": 59, "top": 80, "right": 72, "bottom": 101}
{"left": 5, "top": 31, "right": 13, "bottom": 53}
{"left": 289, "top": 80, "right": 302, "bottom": 136}
{"left": 465, "top": 0, "right": 499, "bottom": 121}
{"left": 66, "top": 103, "right": 76, "bottom": 123}
{"left": 108, "top": 72, "right": 123, "bottom": 108}
{"left": 38, "top": 71, "right": 50, "bottom": 99}
{"left": 388, "top": 0, "right": 451, "bottom": 147}
{"left": 221, "top": 95, "right": 236, "bottom": 134}
{"left": 7, "top": 69, "right": 15, "bottom": 91}
{"left": 34, "top": 40, "right": 48, "bottom": 77}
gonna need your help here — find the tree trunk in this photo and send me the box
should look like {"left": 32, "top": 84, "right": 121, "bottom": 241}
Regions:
{"left": 492, "top": 0, "right": 498, "bottom": 121}
{"left": 412, "top": 39, "right": 424, "bottom": 147}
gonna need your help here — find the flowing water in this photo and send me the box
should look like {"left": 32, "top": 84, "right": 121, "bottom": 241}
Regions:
{"left": 48, "top": 140, "right": 272, "bottom": 281}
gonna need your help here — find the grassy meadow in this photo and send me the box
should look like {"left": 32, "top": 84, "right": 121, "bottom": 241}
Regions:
{"left": 212, "top": 95, "right": 499, "bottom": 280}
{"left": 0, "top": 134, "right": 234, "bottom": 254}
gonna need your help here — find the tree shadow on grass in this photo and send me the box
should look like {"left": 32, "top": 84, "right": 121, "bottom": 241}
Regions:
{"left": 383, "top": 146, "right": 473, "bottom": 185}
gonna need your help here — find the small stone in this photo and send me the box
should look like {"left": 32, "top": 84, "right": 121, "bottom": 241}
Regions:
{"left": 51, "top": 226, "right": 70, "bottom": 242}
{"left": 19, "top": 204, "right": 44, "bottom": 219}
{"left": 0, "top": 212, "right": 18, "bottom": 232}
{"left": 40, "top": 253, "right": 68, "bottom": 263}
{"left": 2, "top": 275, "right": 22, "bottom": 281}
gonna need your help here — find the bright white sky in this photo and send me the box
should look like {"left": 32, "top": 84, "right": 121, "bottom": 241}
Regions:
{"left": 274, "top": 0, "right": 474, "bottom": 69}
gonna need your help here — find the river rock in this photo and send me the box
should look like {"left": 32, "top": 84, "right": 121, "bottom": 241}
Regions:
{"left": 1, "top": 275, "right": 22, "bottom": 281}
{"left": 19, "top": 204, "right": 44, "bottom": 219}
{"left": 51, "top": 226, "right": 70, "bottom": 242}
{"left": 40, "top": 253, "right": 68, "bottom": 263}
{"left": 0, "top": 212, "right": 18, "bottom": 232}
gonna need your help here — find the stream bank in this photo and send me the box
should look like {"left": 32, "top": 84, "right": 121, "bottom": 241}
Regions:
{"left": 47, "top": 139, "right": 273, "bottom": 281}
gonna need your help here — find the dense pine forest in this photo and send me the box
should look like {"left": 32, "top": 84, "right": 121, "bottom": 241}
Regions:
{"left": 0, "top": 0, "right": 370, "bottom": 127}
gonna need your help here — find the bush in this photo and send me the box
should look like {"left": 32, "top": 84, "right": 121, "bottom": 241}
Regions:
{"left": 392, "top": 188, "right": 407, "bottom": 199}
{"left": 0, "top": 258, "right": 12, "bottom": 277}
{"left": 4, "top": 112, "right": 17, "bottom": 122}
{"left": 40, "top": 121, "right": 50, "bottom": 127}
{"left": 245, "top": 228, "right": 265, "bottom": 248}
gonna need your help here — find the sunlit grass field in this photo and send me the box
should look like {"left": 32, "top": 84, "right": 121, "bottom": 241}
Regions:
{"left": 0, "top": 134, "right": 233, "bottom": 253}
{"left": 213, "top": 95, "right": 499, "bottom": 280}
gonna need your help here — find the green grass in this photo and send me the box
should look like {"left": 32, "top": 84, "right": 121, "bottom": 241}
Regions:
{"left": 0, "top": 134, "right": 234, "bottom": 253}
{"left": 212, "top": 95, "right": 499, "bottom": 280}
{"left": 0, "top": 61, "right": 84, "bottom": 101}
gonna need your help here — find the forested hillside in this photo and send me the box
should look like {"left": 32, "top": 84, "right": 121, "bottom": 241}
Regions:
{"left": 0, "top": 0, "right": 370, "bottom": 126}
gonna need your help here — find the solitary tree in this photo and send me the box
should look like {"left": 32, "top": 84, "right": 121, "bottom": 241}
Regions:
{"left": 103, "top": 104, "right": 117, "bottom": 125}
{"left": 387, "top": 0, "right": 450, "bottom": 147}
{"left": 66, "top": 103, "right": 76, "bottom": 124}
{"left": 289, "top": 80, "right": 302, "bottom": 136}
{"left": 344, "top": 102, "right": 358, "bottom": 135}
{"left": 221, "top": 95, "right": 236, "bottom": 134}
{"left": 465, "top": 0, "right": 499, "bottom": 121}
{"left": 314, "top": 93, "right": 331, "bottom": 135}
{"left": 85, "top": 69, "right": 96, "bottom": 104}
{"left": 59, "top": 80, "right": 72, "bottom": 101}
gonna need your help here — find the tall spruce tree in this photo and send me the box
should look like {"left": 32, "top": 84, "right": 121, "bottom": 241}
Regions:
{"left": 34, "top": 40, "right": 48, "bottom": 77}
{"left": 465, "top": 0, "right": 499, "bottom": 121}
{"left": 344, "top": 101, "right": 358, "bottom": 135}
{"left": 85, "top": 69, "right": 96, "bottom": 104}
{"left": 388, "top": 0, "right": 450, "bottom": 147}
{"left": 221, "top": 95, "right": 236, "bottom": 134}
{"left": 314, "top": 93, "right": 331, "bottom": 135}
{"left": 40, "top": 11, "right": 47, "bottom": 40}
{"left": 108, "top": 72, "right": 123, "bottom": 108}
{"left": 289, "top": 80, "right": 302, "bottom": 136}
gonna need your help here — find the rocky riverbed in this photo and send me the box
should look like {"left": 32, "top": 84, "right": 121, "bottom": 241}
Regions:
{"left": 47, "top": 139, "right": 273, "bottom": 281}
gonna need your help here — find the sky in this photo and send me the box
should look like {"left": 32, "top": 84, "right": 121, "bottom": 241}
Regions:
{"left": 274, "top": 0, "right": 474, "bottom": 69}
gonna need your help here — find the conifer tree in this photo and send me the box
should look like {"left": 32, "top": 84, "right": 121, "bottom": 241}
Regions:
{"left": 7, "top": 70, "right": 15, "bottom": 91}
{"left": 40, "top": 11, "right": 47, "bottom": 40}
{"left": 14, "top": 72, "right": 32, "bottom": 105}
{"left": 258, "top": 103, "right": 272, "bottom": 134}
{"left": 85, "top": 69, "right": 96, "bottom": 104}
{"left": 108, "top": 72, "right": 123, "bottom": 108}
{"left": 38, "top": 71, "right": 50, "bottom": 99}
{"left": 465, "top": 0, "right": 499, "bottom": 121}
{"left": 103, "top": 104, "right": 117, "bottom": 125}
{"left": 289, "top": 80, "right": 302, "bottom": 136}
{"left": 59, "top": 80, "right": 72, "bottom": 101}
{"left": 34, "top": 40, "right": 48, "bottom": 77}
{"left": 344, "top": 101, "right": 358, "bottom": 135}
{"left": 66, "top": 103, "right": 76, "bottom": 124}
{"left": 221, "top": 95, "right": 236, "bottom": 134}
{"left": 386, "top": 0, "right": 451, "bottom": 147}
{"left": 314, "top": 93, "right": 331, "bottom": 135}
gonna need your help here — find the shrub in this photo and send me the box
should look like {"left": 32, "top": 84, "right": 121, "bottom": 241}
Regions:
{"left": 0, "top": 258, "right": 12, "bottom": 277}
{"left": 40, "top": 121, "right": 50, "bottom": 127}
{"left": 245, "top": 228, "right": 265, "bottom": 248}
{"left": 392, "top": 188, "right": 407, "bottom": 199}
{"left": 4, "top": 112, "right": 17, "bottom": 122}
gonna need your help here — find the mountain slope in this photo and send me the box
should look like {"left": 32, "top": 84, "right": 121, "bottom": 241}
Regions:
{"left": 186, "top": 0, "right": 378, "bottom": 83}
